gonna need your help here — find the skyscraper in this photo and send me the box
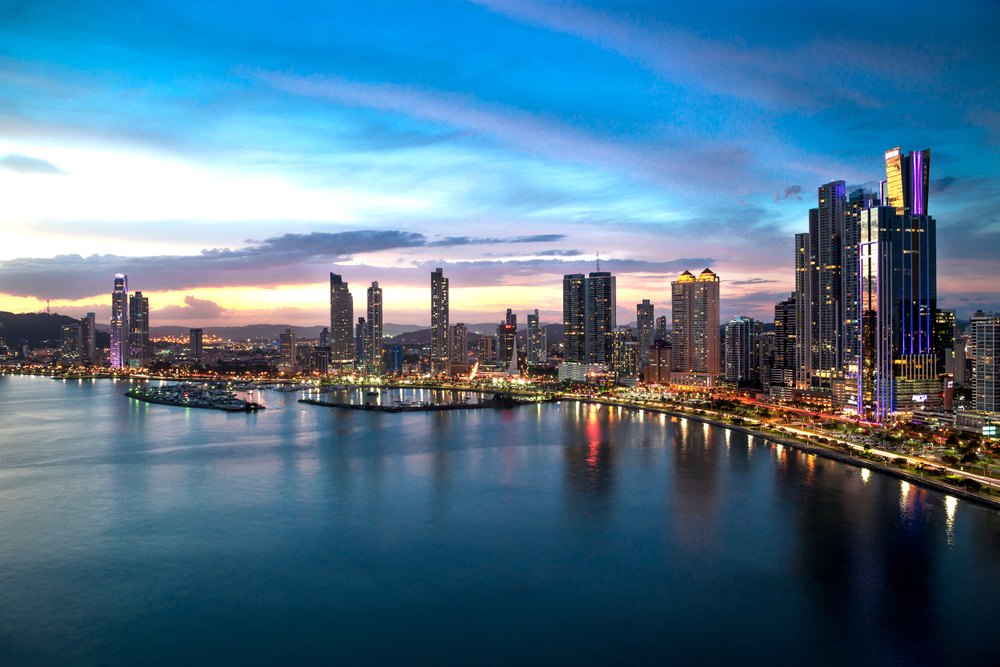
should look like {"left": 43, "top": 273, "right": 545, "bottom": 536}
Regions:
{"left": 671, "top": 269, "right": 720, "bottom": 375}
{"left": 857, "top": 204, "right": 938, "bottom": 419}
{"left": 110, "top": 274, "right": 128, "bottom": 369}
{"left": 450, "top": 323, "right": 468, "bottom": 365}
{"left": 636, "top": 300, "right": 654, "bottom": 367}
{"left": 497, "top": 309, "right": 517, "bottom": 366}
{"left": 584, "top": 271, "right": 616, "bottom": 365}
{"left": 771, "top": 294, "right": 797, "bottom": 392}
{"left": 562, "top": 274, "right": 586, "bottom": 363}
{"left": 655, "top": 315, "right": 667, "bottom": 344}
{"left": 610, "top": 326, "right": 637, "bottom": 379}
{"left": 61, "top": 324, "right": 82, "bottom": 359}
{"left": 80, "top": 312, "right": 96, "bottom": 364}
{"left": 366, "top": 281, "right": 383, "bottom": 373}
{"left": 804, "top": 180, "right": 846, "bottom": 390}
{"left": 190, "top": 328, "right": 203, "bottom": 361}
{"left": 725, "top": 315, "right": 759, "bottom": 384}
{"left": 329, "top": 273, "right": 354, "bottom": 364}
{"left": 279, "top": 327, "right": 297, "bottom": 367}
{"left": 794, "top": 233, "right": 810, "bottom": 388}
{"left": 974, "top": 314, "right": 999, "bottom": 414}
{"left": 431, "top": 268, "right": 449, "bottom": 365}
{"left": 885, "top": 147, "right": 930, "bottom": 216}
{"left": 355, "top": 317, "right": 366, "bottom": 367}
{"left": 527, "top": 310, "right": 546, "bottom": 364}
{"left": 128, "top": 291, "right": 150, "bottom": 368}
{"left": 933, "top": 308, "right": 956, "bottom": 375}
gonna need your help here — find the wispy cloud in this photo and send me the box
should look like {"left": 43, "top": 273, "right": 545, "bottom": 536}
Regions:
{"left": 0, "top": 153, "right": 65, "bottom": 175}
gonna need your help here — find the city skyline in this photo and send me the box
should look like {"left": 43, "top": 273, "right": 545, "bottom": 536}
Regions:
{"left": 1, "top": 2, "right": 998, "bottom": 326}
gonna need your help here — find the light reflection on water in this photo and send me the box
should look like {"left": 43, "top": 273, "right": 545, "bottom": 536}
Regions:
{"left": 0, "top": 377, "right": 998, "bottom": 666}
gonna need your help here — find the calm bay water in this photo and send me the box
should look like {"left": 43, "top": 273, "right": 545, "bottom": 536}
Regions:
{"left": 2, "top": 375, "right": 999, "bottom": 666}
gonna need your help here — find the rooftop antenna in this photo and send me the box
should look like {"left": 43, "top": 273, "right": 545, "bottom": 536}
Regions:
{"left": 596, "top": 252, "right": 600, "bottom": 272}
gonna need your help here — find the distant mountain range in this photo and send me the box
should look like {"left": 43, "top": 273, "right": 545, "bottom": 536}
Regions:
{"left": 0, "top": 311, "right": 110, "bottom": 348}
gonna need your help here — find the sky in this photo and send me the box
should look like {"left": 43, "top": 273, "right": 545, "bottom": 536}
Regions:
{"left": 1, "top": 0, "right": 998, "bottom": 328}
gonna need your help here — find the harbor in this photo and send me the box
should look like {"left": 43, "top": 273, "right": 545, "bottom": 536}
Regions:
{"left": 126, "top": 383, "right": 265, "bottom": 412}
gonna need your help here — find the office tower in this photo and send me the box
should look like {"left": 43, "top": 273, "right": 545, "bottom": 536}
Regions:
{"left": 431, "top": 268, "right": 449, "bottom": 362}
{"left": 314, "top": 346, "right": 331, "bottom": 375}
{"left": 477, "top": 336, "right": 494, "bottom": 365}
{"left": 933, "top": 309, "right": 956, "bottom": 375}
{"left": 366, "top": 282, "right": 383, "bottom": 372}
{"left": 857, "top": 204, "right": 938, "bottom": 420}
{"left": 804, "top": 180, "right": 846, "bottom": 390}
{"left": 355, "top": 317, "right": 366, "bottom": 367}
{"left": 562, "top": 274, "right": 586, "bottom": 363}
{"left": 725, "top": 316, "right": 759, "bottom": 384}
{"left": 497, "top": 309, "right": 517, "bottom": 366}
{"left": 842, "top": 188, "right": 881, "bottom": 380}
{"left": 60, "top": 324, "right": 82, "bottom": 359}
{"left": 279, "top": 327, "right": 297, "bottom": 367}
{"left": 110, "top": 274, "right": 128, "bottom": 368}
{"left": 974, "top": 315, "right": 999, "bottom": 413}
{"left": 772, "top": 294, "right": 797, "bottom": 390}
{"left": 968, "top": 310, "right": 994, "bottom": 385}
{"left": 190, "top": 328, "right": 204, "bottom": 361}
{"left": 128, "top": 291, "right": 150, "bottom": 368}
{"left": 319, "top": 327, "right": 330, "bottom": 348}
{"left": 610, "top": 326, "right": 637, "bottom": 379}
{"left": 671, "top": 269, "right": 720, "bottom": 374}
{"left": 388, "top": 346, "right": 404, "bottom": 374}
{"left": 655, "top": 315, "right": 667, "bottom": 344}
{"left": 527, "top": 310, "right": 546, "bottom": 364}
{"left": 793, "top": 234, "right": 810, "bottom": 388}
{"left": 79, "top": 313, "right": 96, "bottom": 364}
{"left": 885, "top": 147, "right": 931, "bottom": 216}
{"left": 585, "top": 271, "right": 616, "bottom": 365}
{"left": 636, "top": 300, "right": 654, "bottom": 367}
{"left": 449, "top": 323, "right": 468, "bottom": 365}
{"left": 329, "top": 273, "right": 353, "bottom": 363}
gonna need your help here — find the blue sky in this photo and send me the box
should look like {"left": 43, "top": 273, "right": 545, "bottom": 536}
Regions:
{"left": 0, "top": 0, "right": 997, "bottom": 326}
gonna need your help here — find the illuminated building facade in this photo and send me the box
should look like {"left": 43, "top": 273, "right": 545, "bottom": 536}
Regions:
{"left": 974, "top": 315, "right": 999, "bottom": 414}
{"left": 671, "top": 269, "right": 720, "bottom": 375}
{"left": 497, "top": 309, "right": 517, "bottom": 366}
{"left": 190, "top": 328, "right": 203, "bottom": 361}
{"left": 329, "top": 273, "right": 354, "bottom": 364}
{"left": 80, "top": 312, "right": 96, "bottom": 364}
{"left": 110, "top": 274, "right": 128, "bottom": 369}
{"left": 725, "top": 315, "right": 759, "bottom": 384}
{"left": 884, "top": 147, "right": 930, "bottom": 216}
{"left": 431, "top": 268, "right": 449, "bottom": 368}
{"left": 655, "top": 315, "right": 667, "bottom": 344}
{"left": 128, "top": 291, "right": 150, "bottom": 368}
{"left": 527, "top": 310, "right": 546, "bottom": 364}
{"left": 279, "top": 327, "right": 297, "bottom": 367}
{"left": 366, "top": 282, "right": 383, "bottom": 372}
{"left": 636, "top": 299, "right": 654, "bottom": 367}
{"left": 584, "top": 271, "right": 616, "bottom": 365}
{"left": 562, "top": 274, "right": 586, "bottom": 363}
{"left": 610, "top": 326, "right": 637, "bottom": 379}
{"left": 450, "top": 323, "right": 468, "bottom": 365}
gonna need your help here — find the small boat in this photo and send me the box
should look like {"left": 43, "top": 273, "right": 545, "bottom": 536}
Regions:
{"left": 366, "top": 390, "right": 379, "bottom": 397}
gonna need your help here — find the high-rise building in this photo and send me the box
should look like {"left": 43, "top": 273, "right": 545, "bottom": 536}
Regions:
{"left": 644, "top": 343, "right": 672, "bottom": 384}
{"left": 584, "top": 272, "right": 616, "bottom": 365}
{"left": 497, "top": 309, "right": 517, "bottom": 366}
{"left": 805, "top": 180, "right": 846, "bottom": 390}
{"left": 610, "top": 326, "right": 637, "bottom": 379}
{"left": 771, "top": 294, "right": 797, "bottom": 391}
{"left": 366, "top": 281, "right": 383, "bottom": 373}
{"left": 793, "top": 234, "right": 810, "bottom": 388}
{"left": 527, "top": 310, "right": 546, "bottom": 364}
{"left": 389, "top": 346, "right": 405, "bottom": 375}
{"left": 885, "top": 147, "right": 930, "bottom": 216}
{"left": 314, "top": 346, "right": 331, "bottom": 375}
{"left": 431, "top": 268, "right": 449, "bottom": 363}
{"left": 562, "top": 274, "right": 586, "bottom": 363}
{"left": 477, "top": 336, "right": 494, "bottom": 365}
{"left": 933, "top": 309, "right": 956, "bottom": 375}
{"left": 110, "top": 274, "right": 128, "bottom": 368}
{"left": 329, "top": 273, "right": 353, "bottom": 364}
{"left": 671, "top": 269, "right": 720, "bottom": 375}
{"left": 842, "top": 188, "right": 881, "bottom": 381}
{"left": 60, "top": 324, "right": 82, "bottom": 359}
{"left": 725, "top": 316, "right": 759, "bottom": 384}
{"left": 279, "top": 327, "right": 297, "bottom": 367}
{"left": 974, "top": 314, "right": 999, "bottom": 414}
{"left": 190, "top": 328, "right": 203, "bottom": 361}
{"left": 80, "top": 312, "right": 96, "bottom": 364}
{"left": 636, "top": 300, "right": 654, "bottom": 367}
{"left": 128, "top": 291, "right": 150, "bottom": 368}
{"left": 857, "top": 205, "right": 938, "bottom": 420}
{"left": 655, "top": 315, "right": 667, "bottom": 344}
{"left": 355, "top": 317, "right": 366, "bottom": 367}
{"left": 319, "top": 327, "right": 330, "bottom": 348}
{"left": 450, "top": 323, "right": 468, "bottom": 365}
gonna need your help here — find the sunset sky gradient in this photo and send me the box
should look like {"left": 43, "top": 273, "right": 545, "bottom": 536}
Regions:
{"left": 1, "top": 0, "right": 998, "bottom": 328}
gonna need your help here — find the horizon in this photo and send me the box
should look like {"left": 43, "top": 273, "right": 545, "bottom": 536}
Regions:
{"left": 2, "top": 1, "right": 998, "bottom": 326}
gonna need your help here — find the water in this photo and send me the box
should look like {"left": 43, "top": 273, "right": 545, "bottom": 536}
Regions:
{"left": 1, "top": 375, "right": 999, "bottom": 666}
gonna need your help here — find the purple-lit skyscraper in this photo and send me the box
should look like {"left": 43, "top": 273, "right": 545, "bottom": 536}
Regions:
{"left": 110, "top": 274, "right": 128, "bottom": 368}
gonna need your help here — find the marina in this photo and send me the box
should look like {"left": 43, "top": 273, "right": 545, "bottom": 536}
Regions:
{"left": 126, "top": 383, "right": 265, "bottom": 412}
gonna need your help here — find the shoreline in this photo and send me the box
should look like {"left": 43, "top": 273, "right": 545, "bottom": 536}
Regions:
{"left": 570, "top": 397, "right": 1000, "bottom": 512}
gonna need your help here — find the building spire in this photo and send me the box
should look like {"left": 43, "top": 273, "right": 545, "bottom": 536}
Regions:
{"left": 596, "top": 251, "right": 600, "bottom": 272}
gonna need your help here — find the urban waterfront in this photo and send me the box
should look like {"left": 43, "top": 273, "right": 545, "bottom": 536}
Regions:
{"left": 2, "top": 375, "right": 999, "bottom": 665}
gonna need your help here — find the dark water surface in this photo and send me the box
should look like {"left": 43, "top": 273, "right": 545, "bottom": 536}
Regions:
{"left": 2, "top": 375, "right": 999, "bottom": 666}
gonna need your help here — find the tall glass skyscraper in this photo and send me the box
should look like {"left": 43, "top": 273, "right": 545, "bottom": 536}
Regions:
{"left": 725, "top": 315, "right": 759, "bottom": 384}
{"left": 128, "top": 291, "right": 150, "bottom": 368}
{"left": 110, "top": 274, "right": 128, "bottom": 369}
{"left": 636, "top": 299, "right": 654, "bottom": 368}
{"left": 366, "top": 282, "right": 383, "bottom": 373}
{"left": 562, "top": 274, "right": 586, "bottom": 363}
{"left": 584, "top": 271, "right": 616, "bottom": 365}
{"left": 671, "top": 269, "right": 720, "bottom": 375}
{"left": 329, "top": 273, "right": 354, "bottom": 365}
{"left": 885, "top": 147, "right": 931, "bottom": 216}
{"left": 431, "top": 268, "right": 449, "bottom": 365}
{"left": 526, "top": 310, "right": 545, "bottom": 364}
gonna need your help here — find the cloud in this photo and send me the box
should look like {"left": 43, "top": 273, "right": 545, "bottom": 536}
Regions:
{"left": 153, "top": 296, "right": 229, "bottom": 321}
{"left": 773, "top": 185, "right": 803, "bottom": 201}
{"left": 537, "top": 249, "right": 583, "bottom": 257}
{"left": 930, "top": 176, "right": 957, "bottom": 194}
{"left": 0, "top": 153, "right": 65, "bottom": 175}
{"left": 730, "top": 278, "right": 778, "bottom": 286}
{"left": 426, "top": 233, "right": 566, "bottom": 247}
